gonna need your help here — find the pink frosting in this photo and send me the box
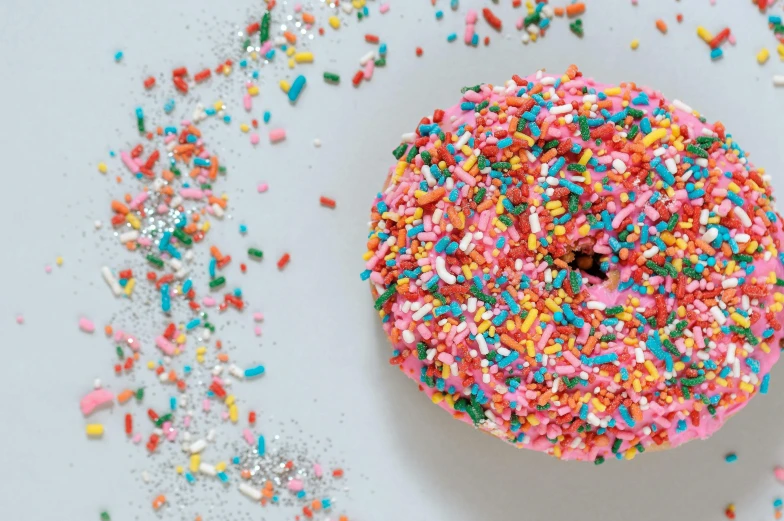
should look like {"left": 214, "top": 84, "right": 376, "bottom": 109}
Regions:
{"left": 367, "top": 69, "right": 784, "bottom": 461}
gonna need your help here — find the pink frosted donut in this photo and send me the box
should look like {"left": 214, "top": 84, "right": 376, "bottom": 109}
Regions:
{"left": 364, "top": 67, "right": 784, "bottom": 462}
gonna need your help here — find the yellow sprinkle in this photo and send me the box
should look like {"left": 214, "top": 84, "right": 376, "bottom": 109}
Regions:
{"left": 630, "top": 39, "right": 639, "bottom": 50}
{"left": 294, "top": 52, "right": 314, "bottom": 63}
{"left": 477, "top": 320, "right": 492, "bottom": 334}
{"left": 126, "top": 213, "right": 141, "bottom": 229}
{"left": 592, "top": 398, "right": 607, "bottom": 412}
{"left": 215, "top": 461, "right": 227, "bottom": 472}
{"left": 239, "top": 123, "right": 250, "bottom": 133}
{"left": 642, "top": 128, "right": 667, "bottom": 147}
{"left": 328, "top": 16, "right": 340, "bottom": 29}
{"left": 578, "top": 223, "right": 590, "bottom": 236}
{"left": 85, "top": 424, "right": 104, "bottom": 437}
{"left": 279, "top": 80, "right": 291, "bottom": 93}
{"left": 632, "top": 378, "right": 642, "bottom": 393}
{"left": 463, "top": 155, "right": 477, "bottom": 171}
{"left": 56, "top": 256, "right": 63, "bottom": 266}
{"left": 247, "top": 85, "right": 259, "bottom": 96}
{"left": 225, "top": 395, "right": 236, "bottom": 406}
{"left": 739, "top": 381, "right": 755, "bottom": 393}
{"left": 521, "top": 309, "right": 538, "bottom": 332}
{"left": 697, "top": 26, "right": 713, "bottom": 43}
{"left": 604, "top": 87, "right": 621, "bottom": 96}
{"left": 124, "top": 278, "right": 136, "bottom": 296}
{"left": 176, "top": 466, "right": 184, "bottom": 474}
{"left": 757, "top": 48, "right": 770, "bottom": 65}
{"left": 578, "top": 149, "right": 593, "bottom": 165}
{"left": 544, "top": 299, "right": 561, "bottom": 314}
{"left": 644, "top": 360, "right": 659, "bottom": 380}
{"left": 543, "top": 344, "right": 562, "bottom": 355}
{"left": 147, "top": 360, "right": 156, "bottom": 369}
{"left": 190, "top": 454, "right": 200, "bottom": 473}
{"left": 431, "top": 392, "right": 444, "bottom": 404}
{"left": 229, "top": 404, "right": 238, "bottom": 423}
{"left": 98, "top": 162, "right": 107, "bottom": 174}
{"left": 526, "top": 414, "right": 540, "bottom": 426}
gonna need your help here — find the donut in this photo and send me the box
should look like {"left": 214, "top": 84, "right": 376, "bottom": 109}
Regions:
{"left": 363, "top": 66, "right": 784, "bottom": 462}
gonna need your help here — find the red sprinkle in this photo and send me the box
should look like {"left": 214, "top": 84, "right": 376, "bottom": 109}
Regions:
{"left": 194, "top": 69, "right": 212, "bottom": 83}
{"left": 415, "top": 47, "right": 423, "bottom": 56}
{"left": 143, "top": 76, "right": 156, "bottom": 89}
{"left": 172, "top": 66, "right": 188, "bottom": 77}
{"left": 482, "top": 8, "right": 502, "bottom": 31}
{"left": 352, "top": 70, "right": 364, "bottom": 86}
{"left": 319, "top": 196, "right": 336, "bottom": 209}
{"left": 173, "top": 76, "right": 189, "bottom": 93}
{"left": 364, "top": 34, "right": 380, "bottom": 44}
{"left": 277, "top": 253, "right": 291, "bottom": 270}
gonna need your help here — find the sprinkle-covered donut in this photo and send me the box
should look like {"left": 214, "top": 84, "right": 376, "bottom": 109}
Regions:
{"left": 362, "top": 66, "right": 784, "bottom": 462}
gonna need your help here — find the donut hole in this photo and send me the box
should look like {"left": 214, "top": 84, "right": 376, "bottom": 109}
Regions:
{"left": 567, "top": 249, "right": 609, "bottom": 286}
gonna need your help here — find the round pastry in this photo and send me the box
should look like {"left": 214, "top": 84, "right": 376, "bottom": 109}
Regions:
{"left": 363, "top": 66, "right": 784, "bottom": 462}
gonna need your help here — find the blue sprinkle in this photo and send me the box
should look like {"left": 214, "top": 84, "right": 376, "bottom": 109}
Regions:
{"left": 761, "top": 373, "right": 770, "bottom": 394}
{"left": 258, "top": 435, "right": 266, "bottom": 456}
{"left": 244, "top": 365, "right": 265, "bottom": 378}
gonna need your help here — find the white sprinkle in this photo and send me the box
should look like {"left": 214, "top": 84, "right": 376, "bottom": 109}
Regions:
{"left": 118, "top": 230, "right": 139, "bottom": 243}
{"left": 476, "top": 334, "right": 489, "bottom": 355}
{"left": 733, "top": 206, "right": 752, "bottom": 227}
{"left": 722, "top": 278, "right": 738, "bottom": 289}
{"left": 727, "top": 343, "right": 737, "bottom": 365}
{"left": 459, "top": 232, "right": 473, "bottom": 251}
{"left": 400, "top": 132, "right": 416, "bottom": 143}
{"left": 773, "top": 75, "right": 784, "bottom": 87}
{"left": 635, "top": 347, "right": 645, "bottom": 364}
{"left": 199, "top": 463, "right": 217, "bottom": 476}
{"left": 239, "top": 483, "right": 261, "bottom": 501}
{"left": 101, "top": 266, "right": 123, "bottom": 296}
{"left": 673, "top": 99, "right": 693, "bottom": 113}
{"left": 359, "top": 51, "right": 375, "bottom": 65}
{"left": 611, "top": 158, "right": 627, "bottom": 174}
{"left": 549, "top": 104, "right": 573, "bottom": 115}
{"left": 412, "top": 303, "right": 433, "bottom": 321}
{"left": 211, "top": 203, "right": 224, "bottom": 219}
{"left": 734, "top": 233, "right": 750, "bottom": 243}
{"left": 313, "top": 138, "right": 321, "bottom": 147}
{"left": 586, "top": 301, "right": 606, "bottom": 310}
{"left": 701, "top": 227, "right": 719, "bottom": 243}
{"left": 455, "top": 130, "right": 471, "bottom": 149}
{"left": 643, "top": 246, "right": 659, "bottom": 258}
{"left": 529, "top": 212, "right": 541, "bottom": 233}
{"left": 664, "top": 157, "right": 677, "bottom": 174}
{"left": 710, "top": 306, "right": 727, "bottom": 325}
{"left": 432, "top": 208, "right": 443, "bottom": 225}
{"left": 435, "top": 256, "right": 456, "bottom": 284}
{"left": 700, "top": 209, "right": 709, "bottom": 226}
{"left": 421, "top": 165, "right": 437, "bottom": 187}
{"left": 401, "top": 330, "right": 415, "bottom": 345}
{"left": 189, "top": 439, "right": 208, "bottom": 454}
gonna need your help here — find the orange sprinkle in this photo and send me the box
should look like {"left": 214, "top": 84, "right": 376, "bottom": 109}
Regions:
{"left": 117, "top": 389, "right": 134, "bottom": 404}
{"left": 104, "top": 325, "right": 113, "bottom": 336}
{"left": 655, "top": 19, "right": 667, "bottom": 33}
{"left": 566, "top": 2, "right": 585, "bottom": 17}
{"left": 320, "top": 196, "right": 336, "bottom": 208}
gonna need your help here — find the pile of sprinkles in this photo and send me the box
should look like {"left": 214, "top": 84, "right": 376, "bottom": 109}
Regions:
{"left": 78, "top": 2, "right": 375, "bottom": 519}
{"left": 364, "top": 66, "right": 784, "bottom": 462}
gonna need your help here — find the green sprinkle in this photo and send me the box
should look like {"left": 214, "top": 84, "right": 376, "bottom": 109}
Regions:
{"left": 567, "top": 163, "right": 587, "bottom": 172}
{"left": 248, "top": 248, "right": 264, "bottom": 259}
{"left": 605, "top": 305, "right": 624, "bottom": 315}
{"left": 600, "top": 333, "right": 616, "bottom": 342}
{"left": 594, "top": 456, "right": 605, "bottom": 465}
{"left": 420, "top": 150, "right": 432, "bottom": 165}
{"left": 137, "top": 116, "right": 145, "bottom": 134}
{"left": 477, "top": 100, "right": 489, "bottom": 111}
{"left": 578, "top": 115, "right": 590, "bottom": 141}
{"left": 172, "top": 228, "right": 192, "bottom": 245}
{"left": 544, "top": 139, "right": 560, "bottom": 150}
{"left": 570, "top": 270, "right": 581, "bottom": 293}
{"left": 477, "top": 155, "right": 489, "bottom": 169}
{"left": 135, "top": 388, "right": 144, "bottom": 400}
{"left": 510, "top": 203, "right": 526, "bottom": 215}
{"left": 374, "top": 58, "right": 386, "bottom": 67}
{"left": 417, "top": 342, "right": 428, "bottom": 360}
{"left": 686, "top": 144, "right": 708, "bottom": 158}
{"left": 470, "top": 285, "right": 497, "bottom": 306}
{"left": 666, "top": 213, "right": 679, "bottom": 232}
{"left": 146, "top": 254, "right": 164, "bottom": 268}
{"left": 611, "top": 437, "right": 623, "bottom": 454}
{"left": 498, "top": 214, "right": 513, "bottom": 226}
{"left": 461, "top": 85, "right": 481, "bottom": 93}
{"left": 208, "top": 276, "right": 226, "bottom": 289}
{"left": 516, "top": 117, "right": 527, "bottom": 133}
{"left": 488, "top": 105, "right": 500, "bottom": 113}
{"left": 170, "top": 166, "right": 182, "bottom": 177}
{"left": 260, "top": 11, "right": 271, "bottom": 44}
{"left": 392, "top": 143, "right": 407, "bottom": 159}
{"left": 646, "top": 260, "right": 669, "bottom": 277}
{"left": 663, "top": 339, "right": 680, "bottom": 356}
{"left": 627, "top": 108, "right": 644, "bottom": 119}
{"left": 374, "top": 285, "right": 396, "bottom": 310}
{"left": 100, "top": 512, "right": 111, "bottom": 521}
{"left": 681, "top": 376, "right": 705, "bottom": 387}
{"left": 732, "top": 254, "right": 753, "bottom": 263}
{"left": 116, "top": 346, "right": 124, "bottom": 360}
{"left": 155, "top": 413, "right": 173, "bottom": 427}
{"left": 454, "top": 397, "right": 469, "bottom": 411}
{"left": 627, "top": 125, "right": 639, "bottom": 139}
{"left": 568, "top": 194, "right": 579, "bottom": 213}
{"left": 491, "top": 162, "right": 511, "bottom": 170}
{"left": 323, "top": 72, "right": 340, "bottom": 83}
{"left": 406, "top": 144, "right": 418, "bottom": 163}
{"left": 473, "top": 187, "right": 486, "bottom": 204}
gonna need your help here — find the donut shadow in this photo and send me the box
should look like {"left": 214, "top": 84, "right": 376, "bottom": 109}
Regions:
{"left": 373, "top": 324, "right": 784, "bottom": 520}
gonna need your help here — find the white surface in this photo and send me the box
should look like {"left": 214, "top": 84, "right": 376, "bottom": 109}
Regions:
{"left": 1, "top": 1, "right": 784, "bottom": 520}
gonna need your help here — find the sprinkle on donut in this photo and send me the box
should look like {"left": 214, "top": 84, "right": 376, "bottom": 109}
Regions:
{"left": 363, "top": 66, "right": 784, "bottom": 462}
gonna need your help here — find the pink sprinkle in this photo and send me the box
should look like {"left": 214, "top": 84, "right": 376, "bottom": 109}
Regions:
{"left": 363, "top": 59, "right": 375, "bottom": 80}
{"left": 183, "top": 415, "right": 191, "bottom": 428}
{"left": 254, "top": 326, "right": 262, "bottom": 336}
{"left": 466, "top": 9, "right": 478, "bottom": 23}
{"left": 221, "top": 411, "right": 229, "bottom": 421}
{"left": 515, "top": 16, "right": 524, "bottom": 30}
{"left": 269, "top": 128, "right": 286, "bottom": 143}
{"left": 313, "top": 463, "right": 323, "bottom": 478}
{"left": 16, "top": 315, "right": 24, "bottom": 324}
{"left": 379, "top": 3, "right": 390, "bottom": 13}
{"left": 775, "top": 466, "right": 784, "bottom": 483}
{"left": 202, "top": 297, "right": 216, "bottom": 307}
{"left": 203, "top": 399, "right": 211, "bottom": 412}
{"left": 155, "top": 336, "right": 176, "bottom": 356}
{"left": 250, "top": 133, "right": 260, "bottom": 145}
{"left": 80, "top": 388, "right": 115, "bottom": 416}
{"left": 166, "top": 428, "right": 178, "bottom": 441}
{"left": 45, "top": 265, "right": 52, "bottom": 273}
{"left": 132, "top": 433, "right": 142, "bottom": 444}
{"left": 243, "top": 428, "right": 255, "bottom": 445}
{"left": 288, "top": 479, "right": 304, "bottom": 491}
{"left": 294, "top": 3, "right": 302, "bottom": 12}
{"left": 728, "top": 33, "right": 736, "bottom": 45}
{"left": 253, "top": 312, "right": 264, "bottom": 322}
{"left": 79, "top": 317, "right": 96, "bottom": 333}
{"left": 243, "top": 93, "right": 252, "bottom": 112}
{"left": 257, "top": 183, "right": 269, "bottom": 193}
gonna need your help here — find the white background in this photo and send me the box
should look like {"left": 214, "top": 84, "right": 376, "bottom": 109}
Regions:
{"left": 2, "top": 1, "right": 784, "bottom": 520}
